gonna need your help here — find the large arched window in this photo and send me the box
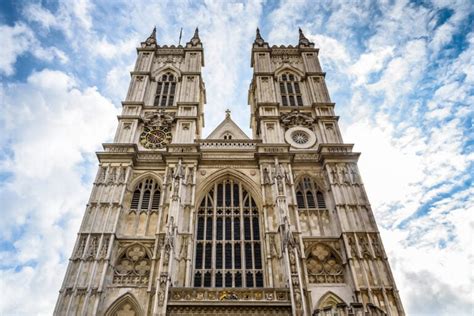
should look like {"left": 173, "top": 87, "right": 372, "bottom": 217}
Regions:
{"left": 130, "top": 178, "right": 161, "bottom": 211}
{"left": 194, "top": 179, "right": 263, "bottom": 288}
{"left": 279, "top": 72, "right": 303, "bottom": 106}
{"left": 154, "top": 72, "right": 176, "bottom": 107}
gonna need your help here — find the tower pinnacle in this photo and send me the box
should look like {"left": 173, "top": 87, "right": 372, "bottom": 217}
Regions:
{"left": 253, "top": 27, "right": 268, "bottom": 47}
{"left": 143, "top": 26, "right": 157, "bottom": 47}
{"left": 187, "top": 27, "right": 201, "bottom": 46}
{"left": 298, "top": 28, "right": 312, "bottom": 47}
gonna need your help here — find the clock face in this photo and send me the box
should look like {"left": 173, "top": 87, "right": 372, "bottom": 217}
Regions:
{"left": 140, "top": 126, "right": 171, "bottom": 149}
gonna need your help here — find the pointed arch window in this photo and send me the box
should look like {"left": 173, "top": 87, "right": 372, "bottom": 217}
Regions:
{"left": 154, "top": 72, "right": 176, "bottom": 107}
{"left": 194, "top": 179, "right": 263, "bottom": 288}
{"left": 130, "top": 178, "right": 161, "bottom": 211}
{"left": 295, "top": 176, "right": 326, "bottom": 209}
{"left": 296, "top": 176, "right": 331, "bottom": 235}
{"left": 279, "top": 72, "right": 303, "bottom": 107}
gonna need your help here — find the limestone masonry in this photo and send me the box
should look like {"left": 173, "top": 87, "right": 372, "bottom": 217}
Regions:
{"left": 55, "top": 27, "right": 405, "bottom": 316}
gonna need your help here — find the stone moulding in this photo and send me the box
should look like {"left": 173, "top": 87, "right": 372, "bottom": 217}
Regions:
{"left": 168, "top": 288, "right": 291, "bottom": 305}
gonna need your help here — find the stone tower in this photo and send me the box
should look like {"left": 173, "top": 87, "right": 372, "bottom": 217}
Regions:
{"left": 55, "top": 28, "right": 405, "bottom": 316}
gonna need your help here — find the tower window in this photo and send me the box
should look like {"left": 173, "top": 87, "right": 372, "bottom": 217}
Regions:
{"left": 154, "top": 72, "right": 176, "bottom": 107}
{"left": 194, "top": 179, "right": 264, "bottom": 288}
{"left": 129, "top": 178, "right": 161, "bottom": 211}
{"left": 279, "top": 72, "right": 303, "bottom": 106}
{"left": 295, "top": 176, "right": 326, "bottom": 209}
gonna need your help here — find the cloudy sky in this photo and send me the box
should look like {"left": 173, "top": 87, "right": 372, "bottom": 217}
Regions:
{"left": 0, "top": 0, "right": 472, "bottom": 315}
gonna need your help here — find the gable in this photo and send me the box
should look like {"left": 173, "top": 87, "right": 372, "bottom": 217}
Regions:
{"left": 206, "top": 115, "right": 250, "bottom": 140}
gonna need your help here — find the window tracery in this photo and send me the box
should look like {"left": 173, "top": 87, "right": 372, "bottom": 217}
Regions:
{"left": 113, "top": 244, "right": 151, "bottom": 285}
{"left": 296, "top": 176, "right": 330, "bottom": 235}
{"left": 130, "top": 178, "right": 161, "bottom": 211}
{"left": 279, "top": 72, "right": 303, "bottom": 106}
{"left": 194, "top": 179, "right": 263, "bottom": 288}
{"left": 154, "top": 72, "right": 176, "bottom": 107}
{"left": 307, "top": 244, "right": 344, "bottom": 283}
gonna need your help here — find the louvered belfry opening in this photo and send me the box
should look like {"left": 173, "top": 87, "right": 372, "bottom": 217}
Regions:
{"left": 154, "top": 72, "right": 177, "bottom": 107}
{"left": 130, "top": 178, "right": 161, "bottom": 211}
{"left": 279, "top": 72, "right": 303, "bottom": 106}
{"left": 296, "top": 176, "right": 326, "bottom": 210}
{"left": 194, "top": 179, "right": 263, "bottom": 288}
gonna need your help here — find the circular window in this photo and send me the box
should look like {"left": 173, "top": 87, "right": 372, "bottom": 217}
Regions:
{"left": 291, "top": 130, "right": 309, "bottom": 144}
{"left": 285, "top": 126, "right": 317, "bottom": 149}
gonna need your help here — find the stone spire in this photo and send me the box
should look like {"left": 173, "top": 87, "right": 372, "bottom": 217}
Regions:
{"left": 253, "top": 27, "right": 268, "bottom": 48}
{"left": 298, "top": 28, "right": 313, "bottom": 47}
{"left": 143, "top": 26, "right": 157, "bottom": 47}
{"left": 187, "top": 27, "right": 202, "bottom": 47}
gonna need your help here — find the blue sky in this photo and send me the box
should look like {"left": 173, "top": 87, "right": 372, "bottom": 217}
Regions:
{"left": 0, "top": 0, "right": 473, "bottom": 315}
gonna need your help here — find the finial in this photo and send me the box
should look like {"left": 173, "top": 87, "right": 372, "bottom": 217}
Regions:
{"left": 225, "top": 109, "right": 231, "bottom": 118}
{"left": 144, "top": 26, "right": 157, "bottom": 46}
{"left": 254, "top": 27, "right": 265, "bottom": 46}
{"left": 298, "top": 28, "right": 311, "bottom": 46}
{"left": 187, "top": 27, "right": 201, "bottom": 46}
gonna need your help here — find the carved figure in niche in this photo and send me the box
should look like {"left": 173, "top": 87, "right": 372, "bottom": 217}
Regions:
{"left": 76, "top": 237, "right": 86, "bottom": 258}
{"left": 329, "top": 165, "right": 338, "bottom": 184}
{"left": 306, "top": 243, "right": 344, "bottom": 284}
{"left": 186, "top": 167, "right": 194, "bottom": 184}
{"left": 97, "top": 167, "right": 107, "bottom": 183}
{"left": 341, "top": 164, "right": 351, "bottom": 184}
{"left": 371, "top": 235, "right": 383, "bottom": 258}
{"left": 107, "top": 167, "right": 117, "bottom": 184}
{"left": 263, "top": 167, "right": 272, "bottom": 185}
{"left": 178, "top": 235, "right": 188, "bottom": 261}
{"left": 336, "top": 164, "right": 345, "bottom": 184}
{"left": 118, "top": 166, "right": 127, "bottom": 183}
{"left": 280, "top": 110, "right": 314, "bottom": 128}
{"left": 350, "top": 164, "right": 360, "bottom": 184}
{"left": 100, "top": 236, "right": 110, "bottom": 258}
{"left": 86, "top": 236, "right": 98, "bottom": 259}
{"left": 269, "top": 235, "right": 279, "bottom": 258}
{"left": 347, "top": 235, "right": 357, "bottom": 258}
{"left": 358, "top": 235, "right": 372, "bottom": 258}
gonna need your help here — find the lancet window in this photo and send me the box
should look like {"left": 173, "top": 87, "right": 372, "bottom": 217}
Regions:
{"left": 154, "top": 72, "right": 176, "bottom": 107}
{"left": 296, "top": 176, "right": 331, "bottom": 235}
{"left": 130, "top": 178, "right": 161, "bottom": 211}
{"left": 279, "top": 72, "right": 303, "bottom": 106}
{"left": 194, "top": 179, "right": 263, "bottom": 288}
{"left": 296, "top": 176, "right": 326, "bottom": 209}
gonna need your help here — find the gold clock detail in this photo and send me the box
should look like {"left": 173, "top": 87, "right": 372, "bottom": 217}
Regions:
{"left": 139, "top": 126, "right": 171, "bottom": 149}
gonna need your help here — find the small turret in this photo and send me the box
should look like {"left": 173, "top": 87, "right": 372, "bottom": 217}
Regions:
{"left": 298, "top": 28, "right": 314, "bottom": 47}
{"left": 187, "top": 27, "right": 202, "bottom": 47}
{"left": 142, "top": 26, "right": 157, "bottom": 48}
{"left": 253, "top": 27, "right": 269, "bottom": 48}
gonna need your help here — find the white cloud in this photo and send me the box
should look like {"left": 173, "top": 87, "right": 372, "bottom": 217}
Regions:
{"left": 0, "top": 23, "right": 34, "bottom": 76}
{"left": 0, "top": 22, "right": 69, "bottom": 76}
{"left": 0, "top": 69, "right": 118, "bottom": 314}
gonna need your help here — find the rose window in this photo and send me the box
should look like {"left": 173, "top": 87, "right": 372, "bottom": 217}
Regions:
{"left": 291, "top": 130, "right": 309, "bottom": 144}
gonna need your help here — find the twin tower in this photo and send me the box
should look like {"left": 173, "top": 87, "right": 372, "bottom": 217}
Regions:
{"left": 55, "top": 28, "right": 405, "bottom": 316}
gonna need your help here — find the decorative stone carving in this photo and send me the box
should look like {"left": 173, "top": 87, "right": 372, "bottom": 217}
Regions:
{"left": 113, "top": 244, "right": 151, "bottom": 286}
{"left": 280, "top": 110, "right": 314, "bottom": 128}
{"left": 306, "top": 243, "right": 344, "bottom": 283}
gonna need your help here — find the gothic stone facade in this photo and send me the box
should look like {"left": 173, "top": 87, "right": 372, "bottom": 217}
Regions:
{"left": 55, "top": 28, "right": 405, "bottom": 316}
